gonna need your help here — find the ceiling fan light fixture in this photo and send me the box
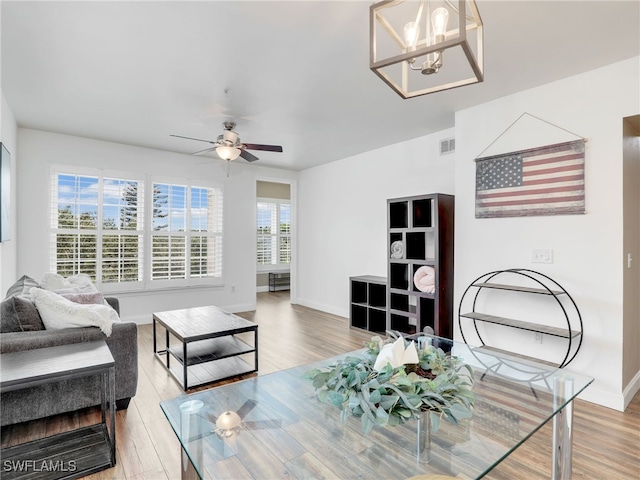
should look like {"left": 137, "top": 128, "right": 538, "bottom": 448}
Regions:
{"left": 216, "top": 145, "right": 241, "bottom": 161}
{"left": 215, "top": 410, "right": 242, "bottom": 437}
{"left": 370, "top": 0, "right": 484, "bottom": 99}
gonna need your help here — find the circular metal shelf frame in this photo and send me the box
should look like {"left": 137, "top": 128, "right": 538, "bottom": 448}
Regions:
{"left": 458, "top": 268, "right": 583, "bottom": 370}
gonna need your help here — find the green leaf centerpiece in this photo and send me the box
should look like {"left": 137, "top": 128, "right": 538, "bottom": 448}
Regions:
{"left": 303, "top": 332, "right": 475, "bottom": 433}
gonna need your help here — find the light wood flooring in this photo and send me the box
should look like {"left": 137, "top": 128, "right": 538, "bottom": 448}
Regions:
{"left": 2, "top": 291, "right": 639, "bottom": 479}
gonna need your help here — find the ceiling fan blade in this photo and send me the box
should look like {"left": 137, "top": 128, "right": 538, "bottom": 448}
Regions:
{"left": 192, "top": 146, "right": 218, "bottom": 155}
{"left": 170, "top": 134, "right": 215, "bottom": 144}
{"left": 236, "top": 399, "right": 258, "bottom": 420}
{"left": 243, "top": 143, "right": 283, "bottom": 153}
{"left": 239, "top": 149, "right": 259, "bottom": 162}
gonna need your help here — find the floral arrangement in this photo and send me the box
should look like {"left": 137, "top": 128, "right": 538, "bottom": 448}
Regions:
{"left": 303, "top": 332, "right": 475, "bottom": 433}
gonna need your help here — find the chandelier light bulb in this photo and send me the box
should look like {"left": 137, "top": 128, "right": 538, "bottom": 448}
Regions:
{"left": 403, "top": 21, "right": 420, "bottom": 51}
{"left": 431, "top": 7, "right": 449, "bottom": 42}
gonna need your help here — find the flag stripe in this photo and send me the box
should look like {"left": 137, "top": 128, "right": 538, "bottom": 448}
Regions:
{"left": 524, "top": 159, "right": 583, "bottom": 173}
{"left": 478, "top": 179, "right": 583, "bottom": 196}
{"left": 478, "top": 184, "right": 584, "bottom": 199}
{"left": 523, "top": 163, "right": 582, "bottom": 177}
{"left": 523, "top": 174, "right": 583, "bottom": 186}
{"left": 475, "top": 140, "right": 585, "bottom": 218}
{"left": 478, "top": 194, "right": 584, "bottom": 208}
{"left": 522, "top": 152, "right": 583, "bottom": 166}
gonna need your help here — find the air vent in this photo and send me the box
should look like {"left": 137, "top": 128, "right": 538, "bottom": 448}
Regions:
{"left": 439, "top": 138, "right": 455, "bottom": 155}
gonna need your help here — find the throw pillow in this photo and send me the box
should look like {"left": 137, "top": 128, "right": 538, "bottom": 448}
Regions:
{"left": 5, "top": 275, "right": 40, "bottom": 298}
{"left": 0, "top": 296, "right": 45, "bottom": 333}
{"left": 40, "top": 273, "right": 98, "bottom": 294}
{"left": 30, "top": 288, "right": 118, "bottom": 336}
{"left": 60, "top": 292, "right": 105, "bottom": 305}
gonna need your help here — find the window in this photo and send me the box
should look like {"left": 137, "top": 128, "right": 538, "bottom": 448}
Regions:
{"left": 51, "top": 172, "right": 144, "bottom": 287}
{"left": 151, "top": 182, "right": 223, "bottom": 285}
{"left": 257, "top": 198, "right": 291, "bottom": 269}
{"left": 50, "top": 167, "right": 223, "bottom": 291}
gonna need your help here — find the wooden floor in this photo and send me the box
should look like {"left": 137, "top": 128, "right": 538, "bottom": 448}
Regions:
{"left": 2, "top": 291, "right": 639, "bottom": 479}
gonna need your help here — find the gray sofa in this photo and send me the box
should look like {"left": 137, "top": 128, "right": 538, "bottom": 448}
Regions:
{"left": 0, "top": 276, "right": 138, "bottom": 426}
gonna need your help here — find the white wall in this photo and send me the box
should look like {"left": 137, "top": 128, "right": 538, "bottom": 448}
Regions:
{"left": 297, "top": 129, "right": 455, "bottom": 317}
{"left": 15, "top": 128, "right": 297, "bottom": 322}
{"left": 0, "top": 92, "right": 18, "bottom": 296}
{"left": 454, "top": 57, "right": 640, "bottom": 411}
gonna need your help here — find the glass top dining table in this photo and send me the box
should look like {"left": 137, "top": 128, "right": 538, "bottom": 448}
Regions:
{"left": 160, "top": 336, "right": 593, "bottom": 480}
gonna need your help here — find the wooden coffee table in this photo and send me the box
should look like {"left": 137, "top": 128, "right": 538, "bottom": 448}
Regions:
{"left": 0, "top": 341, "right": 116, "bottom": 480}
{"left": 153, "top": 305, "right": 258, "bottom": 390}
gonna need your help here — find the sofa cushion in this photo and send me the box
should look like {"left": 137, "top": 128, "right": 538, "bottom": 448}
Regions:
{"left": 5, "top": 275, "right": 40, "bottom": 298}
{"left": 0, "top": 296, "right": 46, "bottom": 333}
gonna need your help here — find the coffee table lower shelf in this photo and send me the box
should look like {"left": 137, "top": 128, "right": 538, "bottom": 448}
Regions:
{"left": 1, "top": 424, "right": 114, "bottom": 480}
{"left": 163, "top": 354, "right": 257, "bottom": 389}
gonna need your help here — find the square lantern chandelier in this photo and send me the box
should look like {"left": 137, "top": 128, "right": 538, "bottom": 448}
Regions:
{"left": 370, "top": 0, "right": 483, "bottom": 98}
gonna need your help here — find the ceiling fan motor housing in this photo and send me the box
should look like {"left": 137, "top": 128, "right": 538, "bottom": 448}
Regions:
{"left": 219, "top": 129, "right": 240, "bottom": 146}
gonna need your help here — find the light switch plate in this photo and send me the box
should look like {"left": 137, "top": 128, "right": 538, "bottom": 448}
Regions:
{"left": 532, "top": 249, "right": 553, "bottom": 264}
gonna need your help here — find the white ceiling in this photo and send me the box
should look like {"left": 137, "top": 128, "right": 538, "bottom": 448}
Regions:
{"left": 2, "top": 1, "right": 639, "bottom": 171}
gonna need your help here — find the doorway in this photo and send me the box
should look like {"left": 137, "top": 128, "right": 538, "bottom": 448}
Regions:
{"left": 256, "top": 180, "right": 295, "bottom": 303}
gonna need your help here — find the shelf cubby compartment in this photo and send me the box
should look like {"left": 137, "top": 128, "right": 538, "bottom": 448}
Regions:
{"left": 351, "top": 304, "right": 368, "bottom": 330}
{"left": 389, "top": 232, "right": 403, "bottom": 244}
{"left": 389, "top": 263, "right": 409, "bottom": 290}
{"left": 406, "top": 232, "right": 426, "bottom": 260}
{"left": 351, "top": 281, "right": 367, "bottom": 304}
{"left": 390, "top": 313, "right": 415, "bottom": 335}
{"left": 412, "top": 198, "right": 433, "bottom": 227}
{"left": 389, "top": 202, "right": 408, "bottom": 228}
{"left": 390, "top": 293, "right": 409, "bottom": 312}
{"left": 369, "top": 309, "right": 387, "bottom": 333}
{"left": 389, "top": 232, "right": 404, "bottom": 259}
{"left": 419, "top": 297, "right": 436, "bottom": 334}
{"left": 368, "top": 283, "right": 386, "bottom": 308}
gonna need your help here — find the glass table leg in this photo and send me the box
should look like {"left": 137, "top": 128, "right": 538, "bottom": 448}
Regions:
{"left": 552, "top": 374, "right": 575, "bottom": 480}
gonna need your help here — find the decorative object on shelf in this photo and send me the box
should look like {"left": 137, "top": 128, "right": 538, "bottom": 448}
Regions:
{"left": 458, "top": 268, "right": 583, "bottom": 369}
{"left": 370, "top": 0, "right": 483, "bottom": 98}
{"left": 475, "top": 113, "right": 587, "bottom": 219}
{"left": 390, "top": 240, "right": 404, "bottom": 259}
{"left": 414, "top": 265, "right": 436, "bottom": 293}
{"left": 303, "top": 332, "right": 474, "bottom": 434}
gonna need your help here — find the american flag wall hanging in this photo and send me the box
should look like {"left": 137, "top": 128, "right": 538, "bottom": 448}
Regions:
{"left": 475, "top": 140, "right": 586, "bottom": 218}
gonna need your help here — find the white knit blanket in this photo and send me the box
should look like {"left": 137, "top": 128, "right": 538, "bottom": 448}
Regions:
{"left": 30, "top": 288, "right": 118, "bottom": 336}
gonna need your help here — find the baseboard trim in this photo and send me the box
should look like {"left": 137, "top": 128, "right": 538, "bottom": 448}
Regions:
{"left": 623, "top": 369, "right": 640, "bottom": 410}
{"left": 296, "top": 297, "right": 348, "bottom": 319}
{"left": 256, "top": 286, "right": 269, "bottom": 293}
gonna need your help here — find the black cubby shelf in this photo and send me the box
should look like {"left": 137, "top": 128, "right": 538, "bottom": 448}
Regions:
{"left": 349, "top": 275, "right": 387, "bottom": 333}
{"left": 387, "top": 194, "right": 454, "bottom": 338}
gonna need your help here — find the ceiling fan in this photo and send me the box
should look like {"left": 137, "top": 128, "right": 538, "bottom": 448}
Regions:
{"left": 171, "top": 121, "right": 283, "bottom": 163}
